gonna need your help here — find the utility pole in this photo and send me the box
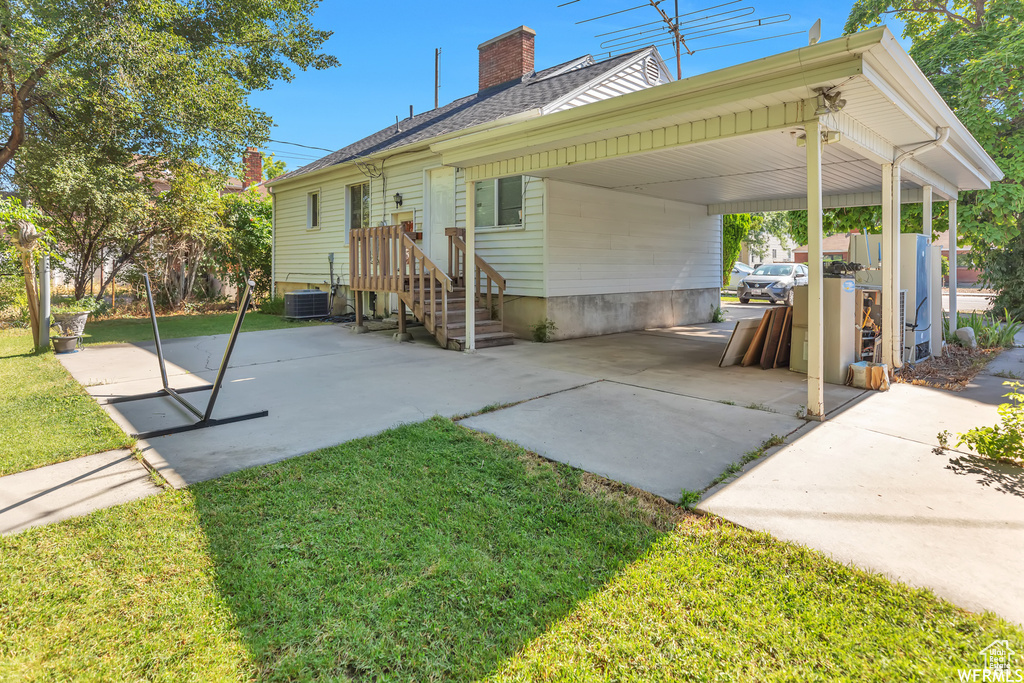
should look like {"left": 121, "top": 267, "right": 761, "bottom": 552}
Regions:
{"left": 434, "top": 48, "right": 441, "bottom": 109}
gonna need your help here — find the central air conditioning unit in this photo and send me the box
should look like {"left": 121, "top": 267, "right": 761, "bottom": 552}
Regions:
{"left": 284, "top": 289, "right": 329, "bottom": 318}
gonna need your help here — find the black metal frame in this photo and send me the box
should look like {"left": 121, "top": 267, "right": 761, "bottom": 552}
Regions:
{"left": 109, "top": 274, "right": 269, "bottom": 439}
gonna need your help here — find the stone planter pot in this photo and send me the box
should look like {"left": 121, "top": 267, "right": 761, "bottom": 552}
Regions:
{"left": 52, "top": 311, "right": 89, "bottom": 337}
{"left": 51, "top": 335, "right": 80, "bottom": 353}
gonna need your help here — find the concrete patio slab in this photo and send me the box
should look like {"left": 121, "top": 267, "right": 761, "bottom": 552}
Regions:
{"left": 62, "top": 326, "right": 594, "bottom": 488}
{"left": 59, "top": 315, "right": 839, "bottom": 495}
{"left": 463, "top": 380, "right": 807, "bottom": 502}
{"left": 0, "top": 450, "right": 161, "bottom": 536}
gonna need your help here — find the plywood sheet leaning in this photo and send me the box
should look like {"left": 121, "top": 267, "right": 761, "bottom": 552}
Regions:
{"left": 741, "top": 310, "right": 772, "bottom": 367}
{"left": 760, "top": 308, "right": 787, "bottom": 369}
{"left": 719, "top": 318, "right": 761, "bottom": 367}
{"left": 773, "top": 307, "right": 793, "bottom": 368}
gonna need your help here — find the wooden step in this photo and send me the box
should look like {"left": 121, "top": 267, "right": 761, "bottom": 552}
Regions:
{"left": 423, "top": 307, "right": 489, "bottom": 327}
{"left": 446, "top": 320, "right": 505, "bottom": 337}
{"left": 449, "top": 331, "right": 516, "bottom": 349}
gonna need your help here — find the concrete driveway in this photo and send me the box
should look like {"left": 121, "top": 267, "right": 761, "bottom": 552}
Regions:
{"left": 60, "top": 305, "right": 859, "bottom": 501}
{"left": 700, "top": 339, "right": 1024, "bottom": 625}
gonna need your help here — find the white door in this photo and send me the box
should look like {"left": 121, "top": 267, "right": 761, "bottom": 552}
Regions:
{"left": 425, "top": 167, "right": 455, "bottom": 266}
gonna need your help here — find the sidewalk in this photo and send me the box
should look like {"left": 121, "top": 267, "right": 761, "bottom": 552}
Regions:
{"left": 0, "top": 450, "right": 161, "bottom": 536}
{"left": 700, "top": 340, "right": 1024, "bottom": 625}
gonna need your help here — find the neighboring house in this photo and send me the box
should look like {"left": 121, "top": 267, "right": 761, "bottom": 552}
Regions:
{"left": 268, "top": 26, "right": 690, "bottom": 342}
{"left": 741, "top": 232, "right": 798, "bottom": 266}
{"left": 931, "top": 229, "right": 980, "bottom": 286}
{"left": 793, "top": 233, "right": 855, "bottom": 263}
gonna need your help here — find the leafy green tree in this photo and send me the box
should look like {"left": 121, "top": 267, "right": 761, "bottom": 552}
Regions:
{"left": 215, "top": 188, "right": 273, "bottom": 301}
{"left": 16, "top": 139, "right": 157, "bottom": 300}
{"left": 262, "top": 153, "right": 287, "bottom": 181}
{"left": 845, "top": 0, "right": 1024, "bottom": 311}
{"left": 722, "top": 214, "right": 762, "bottom": 285}
{"left": 0, "top": 0, "right": 337, "bottom": 175}
{"left": 147, "top": 163, "right": 226, "bottom": 307}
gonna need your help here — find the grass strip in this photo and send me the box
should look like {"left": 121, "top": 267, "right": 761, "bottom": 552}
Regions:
{"left": 83, "top": 312, "right": 321, "bottom": 345}
{"left": 0, "top": 329, "right": 132, "bottom": 476}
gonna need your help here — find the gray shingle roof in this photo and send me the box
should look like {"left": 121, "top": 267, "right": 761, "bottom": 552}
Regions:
{"left": 272, "top": 51, "right": 644, "bottom": 184}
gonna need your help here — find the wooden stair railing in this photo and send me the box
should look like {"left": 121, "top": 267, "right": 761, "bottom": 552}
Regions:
{"left": 350, "top": 226, "right": 454, "bottom": 349}
{"left": 445, "top": 227, "right": 506, "bottom": 325}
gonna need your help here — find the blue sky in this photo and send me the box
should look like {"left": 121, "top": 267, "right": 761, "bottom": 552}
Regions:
{"left": 249, "top": 0, "right": 908, "bottom": 170}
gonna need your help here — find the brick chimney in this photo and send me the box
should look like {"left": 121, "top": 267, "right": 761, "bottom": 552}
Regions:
{"left": 478, "top": 26, "right": 536, "bottom": 92}
{"left": 242, "top": 147, "right": 262, "bottom": 188}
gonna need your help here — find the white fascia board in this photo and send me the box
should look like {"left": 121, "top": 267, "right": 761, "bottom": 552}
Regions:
{"left": 540, "top": 48, "right": 657, "bottom": 115}
{"left": 829, "top": 111, "right": 958, "bottom": 199}
{"left": 266, "top": 108, "right": 545, "bottom": 191}
{"left": 865, "top": 31, "right": 1002, "bottom": 183}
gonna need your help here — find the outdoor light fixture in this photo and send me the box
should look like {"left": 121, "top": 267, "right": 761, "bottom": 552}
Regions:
{"left": 813, "top": 88, "right": 847, "bottom": 116}
{"left": 394, "top": 192, "right": 403, "bottom": 207}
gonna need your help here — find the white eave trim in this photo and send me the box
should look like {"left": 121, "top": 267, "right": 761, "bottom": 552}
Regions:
{"left": 866, "top": 30, "right": 1003, "bottom": 184}
{"left": 539, "top": 48, "right": 666, "bottom": 115}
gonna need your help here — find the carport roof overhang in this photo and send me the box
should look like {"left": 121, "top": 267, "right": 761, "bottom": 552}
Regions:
{"left": 430, "top": 27, "right": 1002, "bottom": 214}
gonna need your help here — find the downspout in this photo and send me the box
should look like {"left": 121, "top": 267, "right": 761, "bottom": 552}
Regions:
{"left": 887, "top": 127, "right": 950, "bottom": 368}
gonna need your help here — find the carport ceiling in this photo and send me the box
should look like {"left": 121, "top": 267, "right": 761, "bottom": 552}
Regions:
{"left": 536, "top": 130, "right": 898, "bottom": 206}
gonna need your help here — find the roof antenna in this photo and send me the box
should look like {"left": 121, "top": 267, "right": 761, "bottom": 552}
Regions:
{"left": 566, "top": 0, "right": 799, "bottom": 76}
{"left": 435, "top": 47, "right": 442, "bottom": 109}
{"left": 808, "top": 18, "right": 821, "bottom": 46}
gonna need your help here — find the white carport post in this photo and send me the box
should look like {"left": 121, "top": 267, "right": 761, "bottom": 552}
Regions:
{"left": 923, "top": 185, "right": 937, "bottom": 357}
{"left": 881, "top": 163, "right": 902, "bottom": 369}
{"left": 465, "top": 176, "right": 476, "bottom": 351}
{"left": 948, "top": 196, "right": 958, "bottom": 332}
{"left": 805, "top": 119, "right": 825, "bottom": 419}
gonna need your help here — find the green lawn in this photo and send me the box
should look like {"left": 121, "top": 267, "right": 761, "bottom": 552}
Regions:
{"left": 83, "top": 312, "right": 321, "bottom": 345}
{"left": 1, "top": 419, "right": 1018, "bottom": 681}
{"left": 0, "top": 329, "right": 132, "bottom": 476}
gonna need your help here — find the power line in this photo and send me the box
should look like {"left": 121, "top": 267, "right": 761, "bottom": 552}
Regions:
{"left": 268, "top": 139, "right": 335, "bottom": 153}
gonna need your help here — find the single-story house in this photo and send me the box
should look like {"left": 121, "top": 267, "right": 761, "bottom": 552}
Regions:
{"left": 794, "top": 232, "right": 857, "bottom": 263}
{"left": 268, "top": 24, "right": 1001, "bottom": 418}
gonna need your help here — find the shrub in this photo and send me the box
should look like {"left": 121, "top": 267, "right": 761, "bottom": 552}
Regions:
{"left": 955, "top": 381, "right": 1024, "bottom": 462}
{"left": 944, "top": 309, "right": 1021, "bottom": 348}
{"left": 531, "top": 318, "right": 557, "bottom": 343}
{"left": 710, "top": 305, "right": 726, "bottom": 323}
{"left": 258, "top": 296, "right": 286, "bottom": 316}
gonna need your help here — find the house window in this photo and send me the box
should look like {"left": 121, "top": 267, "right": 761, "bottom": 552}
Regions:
{"left": 349, "top": 182, "right": 370, "bottom": 231}
{"left": 474, "top": 176, "right": 523, "bottom": 228}
{"left": 772, "top": 248, "right": 777, "bottom": 259}
{"left": 307, "top": 191, "right": 320, "bottom": 229}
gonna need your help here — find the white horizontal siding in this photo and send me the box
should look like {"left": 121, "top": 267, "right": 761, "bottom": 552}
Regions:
{"left": 546, "top": 180, "right": 721, "bottom": 297}
{"left": 455, "top": 173, "right": 546, "bottom": 297}
{"left": 549, "top": 59, "right": 662, "bottom": 113}
{"left": 274, "top": 174, "right": 350, "bottom": 286}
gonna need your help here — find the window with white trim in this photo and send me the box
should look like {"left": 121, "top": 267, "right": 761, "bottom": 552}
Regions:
{"left": 349, "top": 182, "right": 370, "bottom": 231}
{"left": 474, "top": 176, "right": 523, "bottom": 228}
{"left": 307, "top": 191, "right": 320, "bottom": 230}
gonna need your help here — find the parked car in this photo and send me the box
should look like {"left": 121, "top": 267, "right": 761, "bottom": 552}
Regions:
{"left": 737, "top": 263, "right": 808, "bottom": 305}
{"left": 727, "top": 261, "right": 753, "bottom": 290}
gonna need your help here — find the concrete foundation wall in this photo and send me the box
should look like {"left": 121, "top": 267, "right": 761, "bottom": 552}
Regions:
{"left": 503, "top": 288, "right": 718, "bottom": 341}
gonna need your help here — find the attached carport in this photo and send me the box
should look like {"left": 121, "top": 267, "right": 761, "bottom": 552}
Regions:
{"left": 431, "top": 26, "right": 1002, "bottom": 419}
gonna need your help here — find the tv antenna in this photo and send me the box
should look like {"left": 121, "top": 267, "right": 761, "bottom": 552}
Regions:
{"left": 563, "top": 0, "right": 801, "bottom": 79}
